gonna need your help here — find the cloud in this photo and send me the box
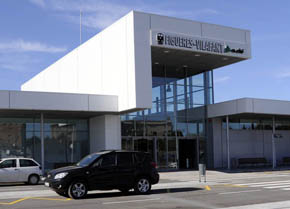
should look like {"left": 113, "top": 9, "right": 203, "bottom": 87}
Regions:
{"left": 0, "top": 39, "right": 67, "bottom": 53}
{"left": 28, "top": 0, "right": 220, "bottom": 30}
{"left": 29, "top": 0, "right": 46, "bottom": 8}
{"left": 276, "top": 71, "right": 290, "bottom": 79}
{"left": 214, "top": 76, "right": 230, "bottom": 84}
{"left": 0, "top": 54, "right": 40, "bottom": 72}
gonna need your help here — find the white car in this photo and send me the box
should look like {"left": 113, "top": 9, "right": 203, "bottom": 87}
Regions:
{"left": 0, "top": 158, "right": 42, "bottom": 185}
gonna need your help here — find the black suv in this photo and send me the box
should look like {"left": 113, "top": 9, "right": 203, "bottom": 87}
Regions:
{"left": 44, "top": 150, "right": 159, "bottom": 199}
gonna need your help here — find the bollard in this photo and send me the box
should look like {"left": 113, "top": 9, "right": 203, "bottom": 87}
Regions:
{"left": 186, "top": 158, "right": 189, "bottom": 169}
{"left": 199, "top": 163, "right": 206, "bottom": 182}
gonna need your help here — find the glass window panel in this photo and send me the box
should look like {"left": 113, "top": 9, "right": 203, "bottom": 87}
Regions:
{"left": 145, "top": 116, "right": 167, "bottom": 136}
{"left": 44, "top": 119, "right": 68, "bottom": 132}
{"left": 165, "top": 83, "right": 174, "bottom": 98}
{"left": 67, "top": 119, "right": 88, "bottom": 131}
{"left": 121, "top": 121, "right": 135, "bottom": 136}
{"left": 240, "top": 119, "right": 252, "bottom": 130}
{"left": 168, "top": 138, "right": 177, "bottom": 169}
{"left": 176, "top": 84, "right": 185, "bottom": 96}
{"left": 152, "top": 86, "right": 161, "bottom": 102}
{"left": 166, "top": 97, "right": 174, "bottom": 113}
{"left": 136, "top": 120, "right": 145, "bottom": 136}
{"left": 176, "top": 117, "right": 187, "bottom": 137}
{"left": 157, "top": 138, "right": 167, "bottom": 168}
{"left": 193, "top": 90, "right": 205, "bottom": 105}
{"left": 192, "top": 74, "right": 204, "bottom": 86}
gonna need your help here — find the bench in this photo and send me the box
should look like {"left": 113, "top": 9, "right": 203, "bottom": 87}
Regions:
{"left": 238, "top": 157, "right": 269, "bottom": 168}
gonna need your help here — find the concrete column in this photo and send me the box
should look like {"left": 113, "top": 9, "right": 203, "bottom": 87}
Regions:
{"left": 226, "top": 115, "right": 230, "bottom": 170}
{"left": 89, "top": 115, "right": 121, "bottom": 153}
{"left": 272, "top": 116, "right": 276, "bottom": 169}
{"left": 40, "top": 113, "right": 44, "bottom": 175}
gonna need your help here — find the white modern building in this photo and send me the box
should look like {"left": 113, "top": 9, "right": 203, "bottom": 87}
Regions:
{"left": 1, "top": 11, "right": 288, "bottom": 172}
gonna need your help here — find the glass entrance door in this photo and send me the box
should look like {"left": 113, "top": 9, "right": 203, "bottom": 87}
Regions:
{"left": 178, "top": 137, "right": 198, "bottom": 169}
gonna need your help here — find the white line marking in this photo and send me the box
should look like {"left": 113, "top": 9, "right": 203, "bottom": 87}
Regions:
{"left": 103, "top": 198, "right": 161, "bottom": 205}
{"left": 237, "top": 180, "right": 290, "bottom": 186}
{"left": 249, "top": 182, "right": 290, "bottom": 187}
{"left": 265, "top": 185, "right": 290, "bottom": 189}
{"left": 219, "top": 190, "right": 261, "bottom": 195}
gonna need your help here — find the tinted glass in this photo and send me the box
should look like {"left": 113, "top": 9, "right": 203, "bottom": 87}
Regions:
{"left": 101, "top": 154, "right": 116, "bottom": 167}
{"left": 134, "top": 152, "right": 145, "bottom": 163}
{"left": 77, "top": 153, "right": 100, "bottom": 167}
{"left": 20, "top": 159, "right": 38, "bottom": 167}
{"left": 117, "top": 153, "right": 133, "bottom": 166}
{"left": 0, "top": 159, "right": 16, "bottom": 168}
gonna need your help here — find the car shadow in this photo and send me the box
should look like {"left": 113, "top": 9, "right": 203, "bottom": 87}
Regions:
{"left": 84, "top": 187, "right": 202, "bottom": 199}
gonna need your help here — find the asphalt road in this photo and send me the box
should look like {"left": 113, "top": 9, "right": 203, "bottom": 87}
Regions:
{"left": 1, "top": 171, "right": 290, "bottom": 209}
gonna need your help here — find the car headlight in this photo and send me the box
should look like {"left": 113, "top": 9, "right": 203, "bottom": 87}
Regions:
{"left": 54, "top": 172, "right": 68, "bottom": 180}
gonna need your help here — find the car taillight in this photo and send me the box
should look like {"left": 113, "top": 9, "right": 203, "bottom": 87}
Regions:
{"left": 151, "top": 162, "right": 157, "bottom": 168}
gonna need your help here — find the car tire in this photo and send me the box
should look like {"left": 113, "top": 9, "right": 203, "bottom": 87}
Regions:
{"left": 68, "top": 181, "right": 88, "bottom": 199}
{"left": 134, "top": 177, "right": 151, "bottom": 194}
{"left": 28, "top": 174, "right": 39, "bottom": 185}
{"left": 56, "top": 191, "right": 69, "bottom": 198}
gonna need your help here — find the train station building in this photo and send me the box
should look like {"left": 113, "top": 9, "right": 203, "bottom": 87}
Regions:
{"left": 1, "top": 11, "right": 287, "bottom": 172}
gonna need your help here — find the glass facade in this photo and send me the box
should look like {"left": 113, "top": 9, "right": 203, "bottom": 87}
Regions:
{"left": 0, "top": 116, "right": 89, "bottom": 171}
{"left": 121, "top": 66, "right": 213, "bottom": 170}
{"left": 222, "top": 118, "right": 290, "bottom": 131}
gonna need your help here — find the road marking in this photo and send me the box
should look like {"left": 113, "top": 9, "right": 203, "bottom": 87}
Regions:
{"left": 219, "top": 189, "right": 261, "bottom": 195}
{"left": 31, "top": 197, "right": 71, "bottom": 201}
{"left": 0, "top": 196, "right": 71, "bottom": 205}
{"left": 0, "top": 197, "right": 31, "bottom": 205}
{"left": 205, "top": 185, "right": 211, "bottom": 191}
{"left": 103, "top": 198, "right": 161, "bottom": 205}
{"left": 220, "top": 184, "right": 247, "bottom": 188}
{"left": 249, "top": 182, "right": 290, "bottom": 187}
{"left": 237, "top": 180, "right": 290, "bottom": 186}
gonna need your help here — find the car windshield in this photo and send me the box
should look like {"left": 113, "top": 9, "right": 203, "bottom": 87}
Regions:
{"left": 76, "top": 154, "right": 100, "bottom": 167}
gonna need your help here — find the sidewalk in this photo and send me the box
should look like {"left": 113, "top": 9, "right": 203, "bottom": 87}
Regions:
{"left": 159, "top": 168, "right": 290, "bottom": 184}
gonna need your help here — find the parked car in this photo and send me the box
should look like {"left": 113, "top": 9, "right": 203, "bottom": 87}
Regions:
{"left": 44, "top": 150, "right": 159, "bottom": 199}
{"left": 0, "top": 158, "right": 42, "bottom": 185}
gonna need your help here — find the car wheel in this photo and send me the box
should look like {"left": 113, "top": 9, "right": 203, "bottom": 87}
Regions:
{"left": 56, "top": 191, "right": 69, "bottom": 198}
{"left": 68, "top": 181, "right": 88, "bottom": 199}
{"left": 134, "top": 177, "right": 151, "bottom": 194}
{"left": 28, "top": 174, "right": 39, "bottom": 185}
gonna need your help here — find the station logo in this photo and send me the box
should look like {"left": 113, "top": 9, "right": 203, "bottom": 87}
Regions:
{"left": 157, "top": 33, "right": 164, "bottom": 45}
{"left": 224, "top": 45, "right": 244, "bottom": 54}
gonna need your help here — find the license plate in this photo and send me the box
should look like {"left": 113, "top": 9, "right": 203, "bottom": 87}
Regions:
{"left": 44, "top": 182, "right": 50, "bottom": 187}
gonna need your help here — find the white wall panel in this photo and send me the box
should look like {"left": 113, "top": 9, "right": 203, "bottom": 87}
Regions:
{"left": 202, "top": 23, "right": 247, "bottom": 43}
{"left": 150, "top": 14, "right": 202, "bottom": 36}
{"left": 134, "top": 12, "right": 152, "bottom": 109}
{"left": 10, "top": 91, "right": 88, "bottom": 111}
{"left": 0, "top": 91, "right": 9, "bottom": 108}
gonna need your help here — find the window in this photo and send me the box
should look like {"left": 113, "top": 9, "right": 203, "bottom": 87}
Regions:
{"left": 101, "top": 154, "right": 116, "bottom": 167}
{"left": 20, "top": 159, "right": 38, "bottom": 167}
{"left": 0, "top": 159, "right": 16, "bottom": 168}
{"left": 134, "top": 153, "right": 145, "bottom": 163}
{"left": 117, "top": 153, "right": 133, "bottom": 166}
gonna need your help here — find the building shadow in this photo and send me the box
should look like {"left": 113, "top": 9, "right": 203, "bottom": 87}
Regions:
{"left": 84, "top": 187, "right": 202, "bottom": 199}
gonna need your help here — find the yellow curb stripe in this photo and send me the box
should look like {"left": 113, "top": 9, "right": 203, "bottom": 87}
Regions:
{"left": 31, "top": 197, "right": 71, "bottom": 201}
{"left": 205, "top": 185, "right": 211, "bottom": 191}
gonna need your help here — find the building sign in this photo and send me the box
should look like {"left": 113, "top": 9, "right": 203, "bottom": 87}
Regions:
{"left": 152, "top": 31, "right": 245, "bottom": 55}
{"left": 156, "top": 32, "right": 223, "bottom": 54}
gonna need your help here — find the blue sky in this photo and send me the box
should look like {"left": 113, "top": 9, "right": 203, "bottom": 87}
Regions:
{"left": 0, "top": 0, "right": 290, "bottom": 102}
